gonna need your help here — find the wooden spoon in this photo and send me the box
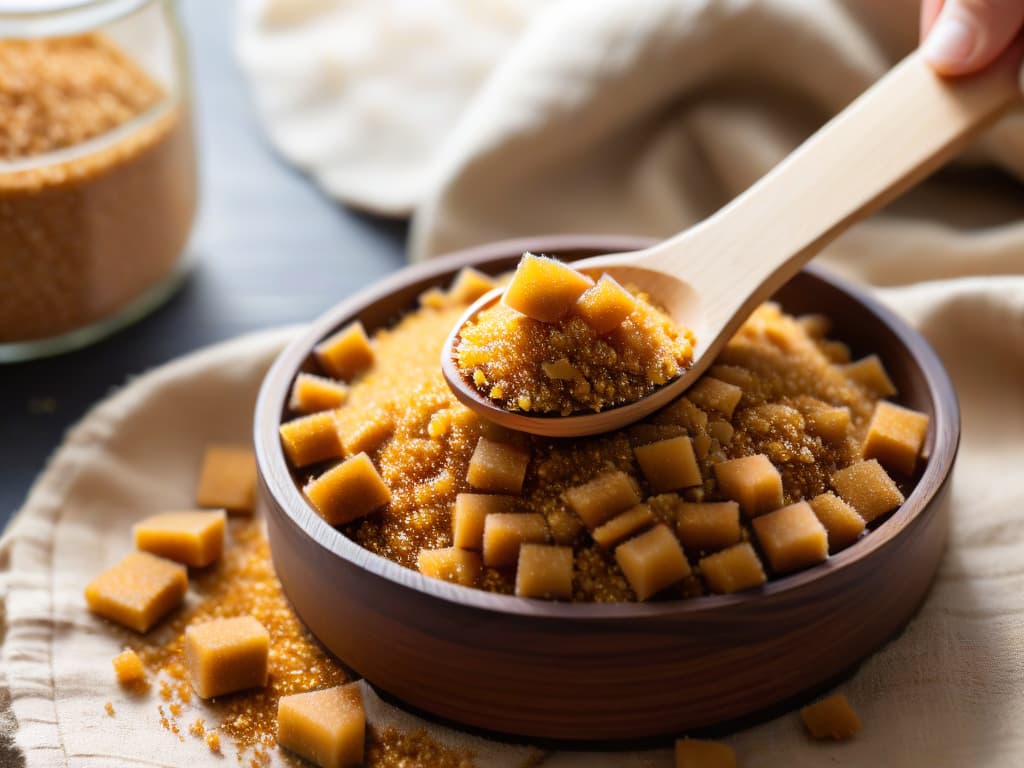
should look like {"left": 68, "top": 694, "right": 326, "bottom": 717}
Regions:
{"left": 442, "top": 48, "right": 1022, "bottom": 438}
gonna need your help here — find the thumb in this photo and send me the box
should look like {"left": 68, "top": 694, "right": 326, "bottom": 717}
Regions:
{"left": 920, "top": 0, "right": 1024, "bottom": 75}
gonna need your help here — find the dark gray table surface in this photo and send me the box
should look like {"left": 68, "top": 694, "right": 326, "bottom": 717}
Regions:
{"left": 0, "top": 1, "right": 407, "bottom": 529}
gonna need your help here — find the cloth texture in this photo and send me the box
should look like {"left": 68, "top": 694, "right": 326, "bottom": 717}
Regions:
{"left": 3, "top": 0, "right": 1024, "bottom": 765}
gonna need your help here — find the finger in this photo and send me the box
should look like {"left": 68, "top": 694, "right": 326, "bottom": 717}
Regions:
{"left": 920, "top": 0, "right": 1024, "bottom": 75}
{"left": 920, "top": 0, "right": 946, "bottom": 40}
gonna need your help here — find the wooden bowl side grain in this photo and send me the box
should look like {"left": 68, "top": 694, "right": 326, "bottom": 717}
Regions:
{"left": 254, "top": 235, "right": 959, "bottom": 741}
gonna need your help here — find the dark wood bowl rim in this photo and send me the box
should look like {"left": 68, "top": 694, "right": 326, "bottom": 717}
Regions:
{"left": 254, "top": 234, "right": 960, "bottom": 622}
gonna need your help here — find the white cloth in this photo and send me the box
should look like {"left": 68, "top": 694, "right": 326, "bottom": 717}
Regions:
{"left": 237, "top": 0, "right": 1024, "bottom": 263}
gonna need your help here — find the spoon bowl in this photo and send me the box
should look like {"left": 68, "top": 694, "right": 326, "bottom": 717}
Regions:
{"left": 442, "top": 47, "right": 1022, "bottom": 437}
{"left": 441, "top": 260, "right": 708, "bottom": 437}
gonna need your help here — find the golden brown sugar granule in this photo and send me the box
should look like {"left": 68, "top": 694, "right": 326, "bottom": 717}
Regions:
{"left": 112, "top": 648, "right": 146, "bottom": 686}
{"left": 195, "top": 445, "right": 258, "bottom": 514}
{"left": 808, "top": 492, "right": 865, "bottom": 552}
{"left": 278, "top": 683, "right": 365, "bottom": 768}
{"left": 289, "top": 372, "right": 349, "bottom": 415}
{"left": 205, "top": 731, "right": 221, "bottom": 753}
{"left": 133, "top": 510, "right": 226, "bottom": 568}
{"left": 501, "top": 253, "right": 594, "bottom": 323}
{"left": 831, "top": 459, "right": 905, "bottom": 523}
{"left": 861, "top": 400, "right": 929, "bottom": 476}
{"left": 279, "top": 411, "right": 345, "bottom": 468}
{"left": 365, "top": 727, "right": 476, "bottom": 768}
{"left": 699, "top": 542, "right": 767, "bottom": 595}
{"left": 104, "top": 701, "right": 115, "bottom": 717}
{"left": 304, "top": 452, "right": 392, "bottom": 525}
{"left": 800, "top": 692, "right": 862, "bottom": 740}
{"left": 84, "top": 551, "right": 187, "bottom": 633}
{"left": 315, "top": 320, "right": 375, "bottom": 381}
{"left": 751, "top": 501, "right": 829, "bottom": 574}
{"left": 447, "top": 266, "right": 498, "bottom": 305}
{"left": 576, "top": 274, "right": 637, "bottom": 334}
{"left": 184, "top": 615, "right": 270, "bottom": 699}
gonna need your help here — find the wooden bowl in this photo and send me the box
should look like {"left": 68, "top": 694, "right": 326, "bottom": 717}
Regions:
{"left": 254, "top": 235, "right": 959, "bottom": 742}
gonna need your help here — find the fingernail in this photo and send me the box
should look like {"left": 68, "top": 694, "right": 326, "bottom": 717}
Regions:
{"left": 921, "top": 16, "right": 976, "bottom": 67}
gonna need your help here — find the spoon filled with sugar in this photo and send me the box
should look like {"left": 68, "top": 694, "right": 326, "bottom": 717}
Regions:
{"left": 442, "top": 48, "right": 1022, "bottom": 438}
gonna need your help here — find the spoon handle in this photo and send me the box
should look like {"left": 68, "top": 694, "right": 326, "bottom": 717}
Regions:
{"left": 639, "top": 46, "right": 1022, "bottom": 327}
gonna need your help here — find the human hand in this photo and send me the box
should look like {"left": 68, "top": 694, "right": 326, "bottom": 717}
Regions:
{"left": 920, "top": 0, "right": 1024, "bottom": 76}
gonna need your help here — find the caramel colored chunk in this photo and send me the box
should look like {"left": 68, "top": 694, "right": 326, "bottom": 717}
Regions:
{"left": 653, "top": 396, "right": 708, "bottom": 432}
{"left": 862, "top": 401, "right": 929, "bottom": 476}
{"left": 452, "top": 493, "right": 516, "bottom": 550}
{"left": 575, "top": 274, "right": 636, "bottom": 334}
{"left": 195, "top": 444, "right": 257, "bottom": 514}
{"left": 592, "top": 504, "right": 656, "bottom": 549}
{"left": 831, "top": 459, "right": 905, "bottom": 523}
{"left": 336, "top": 406, "right": 394, "bottom": 456}
{"left": 752, "top": 501, "right": 828, "bottom": 574}
{"left": 418, "top": 286, "right": 448, "bottom": 310}
{"left": 278, "top": 683, "right": 365, "bottom": 768}
{"left": 805, "top": 404, "right": 851, "bottom": 444}
{"left": 112, "top": 649, "right": 146, "bottom": 686}
{"left": 842, "top": 354, "right": 897, "bottom": 397}
{"left": 133, "top": 510, "right": 226, "bottom": 568}
{"left": 515, "top": 543, "right": 574, "bottom": 599}
{"left": 304, "top": 453, "right": 392, "bottom": 526}
{"left": 185, "top": 616, "right": 269, "bottom": 699}
{"left": 713, "top": 454, "right": 784, "bottom": 518}
{"left": 796, "top": 313, "right": 831, "bottom": 339}
{"left": 448, "top": 267, "right": 497, "bottom": 305}
{"left": 675, "top": 738, "right": 737, "bottom": 768}
{"left": 314, "top": 321, "right": 374, "bottom": 381}
{"left": 85, "top": 552, "right": 187, "bottom": 633}
{"left": 818, "top": 339, "right": 852, "bottom": 364}
{"left": 289, "top": 373, "right": 348, "bottom": 415}
{"left": 280, "top": 412, "right": 345, "bottom": 468}
{"left": 502, "top": 253, "right": 594, "bottom": 323}
{"left": 676, "top": 501, "right": 741, "bottom": 552}
{"left": 482, "top": 513, "right": 548, "bottom": 567}
{"left": 634, "top": 436, "right": 702, "bottom": 493}
{"left": 707, "top": 419, "right": 734, "bottom": 446}
{"left": 417, "top": 547, "right": 482, "bottom": 587}
{"left": 699, "top": 542, "right": 767, "bottom": 594}
{"left": 562, "top": 471, "right": 642, "bottom": 528}
{"left": 467, "top": 437, "right": 530, "bottom": 494}
{"left": 687, "top": 377, "right": 743, "bottom": 419}
{"left": 541, "top": 357, "right": 579, "bottom": 380}
{"left": 615, "top": 524, "right": 691, "bottom": 601}
{"left": 801, "top": 692, "right": 862, "bottom": 741}
{"left": 707, "top": 364, "right": 754, "bottom": 391}
{"left": 809, "top": 492, "right": 865, "bottom": 552}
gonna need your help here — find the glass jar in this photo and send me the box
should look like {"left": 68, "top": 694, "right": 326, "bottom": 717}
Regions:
{"left": 0, "top": 0, "right": 196, "bottom": 361}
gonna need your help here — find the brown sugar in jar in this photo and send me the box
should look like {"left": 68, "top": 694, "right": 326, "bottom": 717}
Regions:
{"left": 0, "top": 19, "right": 196, "bottom": 358}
